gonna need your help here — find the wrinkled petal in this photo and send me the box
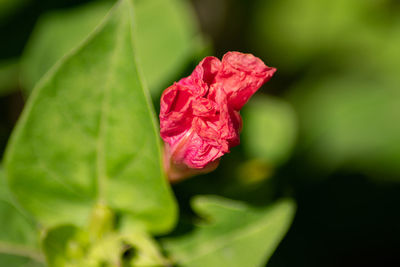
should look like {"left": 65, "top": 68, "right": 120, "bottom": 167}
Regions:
{"left": 160, "top": 84, "right": 194, "bottom": 140}
{"left": 179, "top": 56, "right": 221, "bottom": 96}
{"left": 183, "top": 131, "right": 224, "bottom": 168}
{"left": 165, "top": 127, "right": 223, "bottom": 169}
{"left": 159, "top": 51, "right": 276, "bottom": 182}
{"left": 218, "top": 52, "right": 277, "bottom": 110}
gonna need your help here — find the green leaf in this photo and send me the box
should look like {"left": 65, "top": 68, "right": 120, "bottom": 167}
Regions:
{"left": 21, "top": 0, "right": 203, "bottom": 97}
{"left": 5, "top": 0, "right": 176, "bottom": 234}
{"left": 42, "top": 225, "right": 84, "bottom": 267}
{"left": 163, "top": 196, "right": 295, "bottom": 267}
{"left": 0, "top": 254, "right": 44, "bottom": 267}
{"left": 0, "top": 169, "right": 38, "bottom": 249}
{"left": 289, "top": 75, "right": 400, "bottom": 180}
{"left": 0, "top": 167, "right": 44, "bottom": 266}
{"left": 241, "top": 96, "right": 297, "bottom": 166}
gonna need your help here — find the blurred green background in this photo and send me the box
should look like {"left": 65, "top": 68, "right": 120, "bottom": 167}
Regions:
{"left": 0, "top": 0, "right": 399, "bottom": 266}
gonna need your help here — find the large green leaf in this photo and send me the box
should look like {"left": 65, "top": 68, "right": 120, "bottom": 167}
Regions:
{"left": 0, "top": 254, "right": 44, "bottom": 267}
{"left": 0, "top": 168, "right": 44, "bottom": 266}
{"left": 163, "top": 196, "right": 295, "bottom": 267}
{"left": 5, "top": 0, "right": 176, "bottom": 234}
{"left": 21, "top": 0, "right": 202, "bottom": 97}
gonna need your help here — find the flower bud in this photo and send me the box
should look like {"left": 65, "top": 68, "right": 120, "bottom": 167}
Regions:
{"left": 160, "top": 52, "right": 276, "bottom": 182}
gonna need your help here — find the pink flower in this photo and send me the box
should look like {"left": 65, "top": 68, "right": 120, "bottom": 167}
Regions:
{"left": 160, "top": 52, "right": 276, "bottom": 182}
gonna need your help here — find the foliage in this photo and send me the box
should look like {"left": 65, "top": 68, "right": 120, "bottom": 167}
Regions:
{"left": 20, "top": 0, "right": 204, "bottom": 97}
{"left": 6, "top": 0, "right": 176, "bottom": 233}
{"left": 0, "top": 0, "right": 296, "bottom": 266}
{"left": 0, "top": 167, "right": 44, "bottom": 266}
{"left": 1, "top": 0, "right": 399, "bottom": 266}
{"left": 163, "top": 196, "right": 295, "bottom": 267}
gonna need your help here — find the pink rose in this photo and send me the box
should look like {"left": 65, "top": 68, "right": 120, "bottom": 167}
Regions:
{"left": 160, "top": 52, "right": 276, "bottom": 182}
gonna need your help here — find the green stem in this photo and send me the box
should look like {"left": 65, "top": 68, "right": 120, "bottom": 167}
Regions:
{"left": 88, "top": 203, "right": 115, "bottom": 241}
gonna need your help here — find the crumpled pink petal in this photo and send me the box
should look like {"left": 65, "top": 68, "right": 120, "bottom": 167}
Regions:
{"left": 160, "top": 51, "right": 276, "bottom": 182}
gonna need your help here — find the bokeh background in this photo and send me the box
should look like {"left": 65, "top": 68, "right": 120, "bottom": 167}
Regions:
{"left": 1, "top": 0, "right": 399, "bottom": 266}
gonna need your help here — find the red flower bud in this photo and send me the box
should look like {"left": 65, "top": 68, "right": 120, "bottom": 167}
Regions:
{"left": 160, "top": 52, "right": 276, "bottom": 182}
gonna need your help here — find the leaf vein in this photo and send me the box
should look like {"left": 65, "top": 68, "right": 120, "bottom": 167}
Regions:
{"left": 95, "top": 12, "right": 127, "bottom": 202}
